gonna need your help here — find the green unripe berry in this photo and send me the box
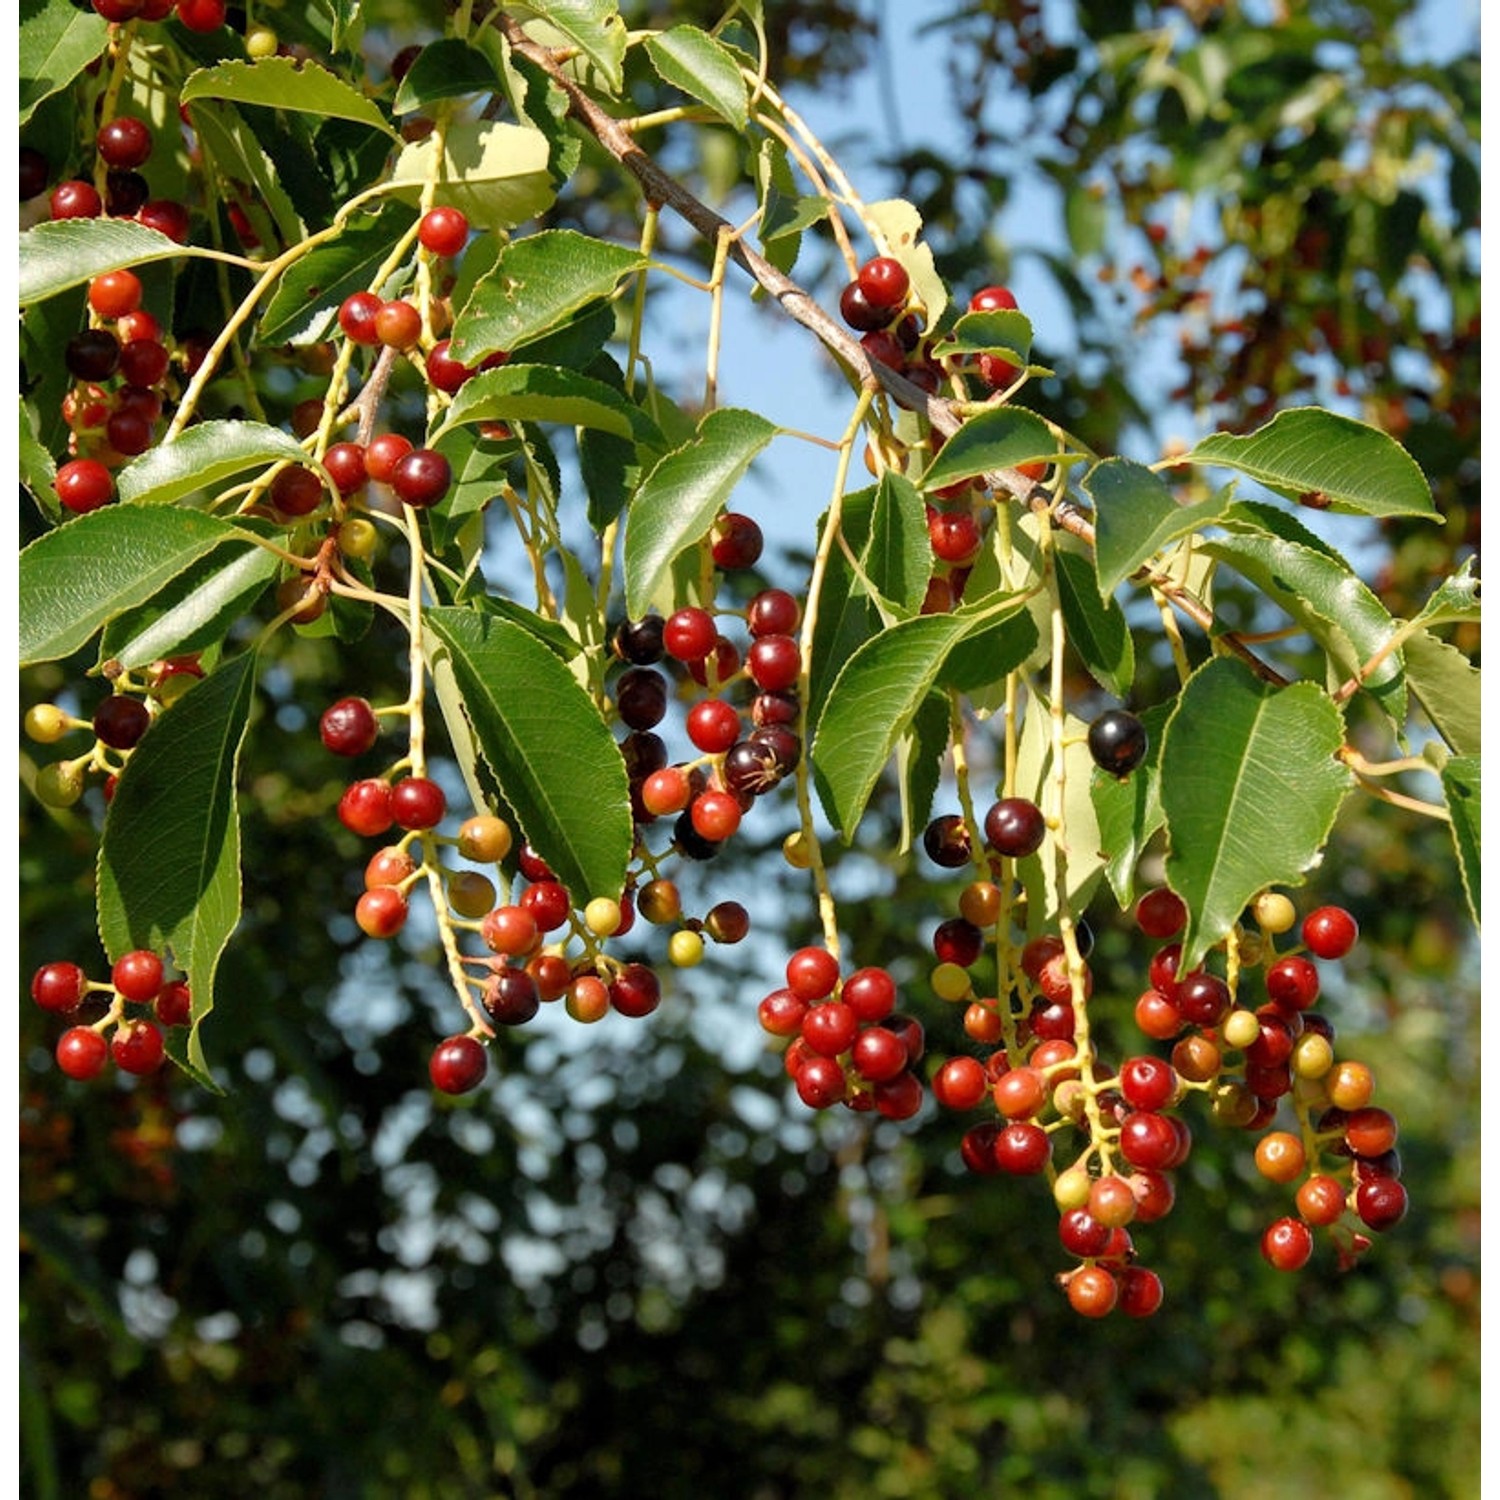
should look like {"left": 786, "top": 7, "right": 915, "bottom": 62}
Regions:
{"left": 339, "top": 516, "right": 379, "bottom": 560}
{"left": 1053, "top": 1166, "right": 1092, "bottom": 1211}
{"left": 36, "top": 762, "right": 85, "bottom": 807}
{"left": 931, "top": 961, "right": 972, "bottom": 1003}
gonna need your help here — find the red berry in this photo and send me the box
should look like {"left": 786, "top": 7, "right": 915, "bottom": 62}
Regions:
{"left": 418, "top": 206, "right": 470, "bottom": 257}
{"left": 1174, "top": 971, "right": 1230, "bottom": 1028}
{"left": 746, "top": 634, "right": 800, "bottom": 693}
{"left": 841, "top": 966, "right": 897, "bottom": 1023}
{"left": 390, "top": 449, "right": 451, "bottom": 509}
{"left": 983, "top": 797, "right": 1045, "bottom": 858}
{"left": 483, "top": 967, "right": 540, "bottom": 1027}
{"left": 795, "top": 1055, "right": 847, "bottom": 1109}
{"left": 800, "top": 1001, "right": 858, "bottom": 1057}
{"left": 94, "top": 694, "right": 151, "bottom": 750}
{"left": 1266, "top": 954, "right": 1320, "bottom": 1011}
{"left": 786, "top": 946, "right": 840, "bottom": 1002}
{"left": 355, "top": 886, "right": 409, "bottom": 939}
{"left": 50, "top": 180, "right": 102, "bottom": 220}
{"left": 1354, "top": 1177, "right": 1408, "bottom": 1231}
{"left": 1118, "top": 1055, "right": 1178, "bottom": 1112}
{"left": 1261, "top": 1216, "right": 1314, "bottom": 1271}
{"left": 111, "top": 949, "right": 164, "bottom": 1002}
{"left": 54, "top": 459, "right": 115, "bottom": 514}
{"left": 608, "top": 963, "right": 661, "bottom": 1018}
{"left": 1118, "top": 1266, "right": 1164, "bottom": 1318}
{"left": 1135, "top": 887, "right": 1187, "bottom": 939}
{"left": 56, "top": 1026, "right": 109, "bottom": 1080}
{"left": 137, "top": 200, "right": 190, "bottom": 242}
{"left": 932, "top": 1055, "right": 988, "bottom": 1110}
{"left": 155, "top": 981, "right": 192, "bottom": 1027}
{"left": 932, "top": 916, "right": 983, "bottom": 969}
{"left": 430, "top": 1035, "right": 487, "bottom": 1094}
{"left": 390, "top": 776, "right": 446, "bottom": 830}
{"left": 1118, "top": 1111, "right": 1180, "bottom": 1172}
{"left": 1303, "top": 905, "right": 1358, "bottom": 960}
{"left": 270, "top": 464, "right": 325, "bottom": 518}
{"left": 994, "top": 1121, "right": 1051, "bottom": 1174}
{"left": 31, "top": 962, "right": 90, "bottom": 1014}
{"left": 663, "top": 607, "right": 718, "bottom": 663}
{"left": 338, "top": 779, "right": 394, "bottom": 837}
{"left": 426, "top": 339, "right": 475, "bottom": 394}
{"left": 119, "top": 339, "right": 170, "bottom": 387}
{"left": 758, "top": 988, "right": 807, "bottom": 1037}
{"left": 992, "top": 1065, "right": 1045, "bottom": 1119}
{"left": 374, "top": 299, "right": 422, "bottom": 350}
{"left": 686, "top": 699, "right": 742, "bottom": 754}
{"left": 1134, "top": 987, "right": 1183, "bottom": 1041}
{"left": 111, "top": 1018, "right": 165, "bottom": 1074}
{"left": 851, "top": 1025, "right": 908, "bottom": 1082}
{"left": 176, "top": 0, "right": 227, "bottom": 32}
{"left": 873, "top": 1070, "right": 923, "bottom": 1120}
{"left": 320, "top": 697, "right": 380, "bottom": 756}
{"left": 97, "top": 117, "right": 153, "bottom": 170}
{"left": 339, "top": 292, "right": 383, "bottom": 345}
{"left": 839, "top": 281, "right": 889, "bottom": 333}
{"left": 520, "top": 880, "right": 571, "bottom": 933}
{"left": 969, "top": 285, "right": 1018, "bottom": 313}
{"left": 88, "top": 269, "right": 144, "bottom": 320}
{"left": 747, "top": 588, "right": 800, "bottom": 637}
{"left": 1058, "top": 1207, "right": 1112, "bottom": 1258}
{"left": 856, "top": 256, "right": 910, "bottom": 312}
{"left": 710, "top": 512, "right": 764, "bottom": 571}
{"left": 481, "top": 905, "right": 539, "bottom": 957}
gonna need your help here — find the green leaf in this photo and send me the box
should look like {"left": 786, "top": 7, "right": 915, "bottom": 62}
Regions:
{"left": 98, "top": 541, "right": 278, "bottom": 670}
{"left": 1186, "top": 408, "right": 1437, "bottom": 520}
{"left": 921, "top": 407, "right": 1055, "bottom": 493}
{"left": 97, "top": 653, "right": 258, "bottom": 1078}
{"left": 256, "top": 203, "right": 416, "bottom": 346}
{"left": 1090, "top": 701, "right": 1173, "bottom": 909}
{"left": 391, "top": 38, "right": 502, "bottom": 114}
{"left": 1203, "top": 508, "right": 1405, "bottom": 721}
{"left": 1408, "top": 556, "right": 1480, "bottom": 631}
{"left": 423, "top": 609, "right": 632, "bottom": 902}
{"left": 942, "top": 308, "right": 1034, "bottom": 363}
{"left": 472, "top": 593, "right": 583, "bottom": 660}
{"left": 1160, "top": 657, "right": 1352, "bottom": 968}
{"left": 189, "top": 100, "right": 307, "bottom": 249}
{"left": 20, "top": 507, "right": 255, "bottom": 665}
{"left": 514, "top": 0, "right": 628, "bottom": 94}
{"left": 387, "top": 119, "right": 555, "bottom": 232}
{"left": 20, "top": 0, "right": 107, "bottom": 126}
{"left": 449, "top": 230, "right": 644, "bottom": 363}
{"left": 1012, "top": 696, "right": 1106, "bottom": 934}
{"left": 1404, "top": 628, "right": 1481, "bottom": 755}
{"left": 812, "top": 594, "right": 1029, "bottom": 841}
{"left": 623, "top": 408, "right": 777, "bottom": 619}
{"left": 934, "top": 602, "right": 1039, "bottom": 696}
{"left": 862, "top": 470, "right": 933, "bottom": 615}
{"left": 1085, "top": 457, "right": 1230, "bottom": 598}
{"left": 807, "top": 487, "right": 880, "bottom": 736}
{"left": 18, "top": 219, "right": 218, "bottom": 306}
{"left": 19, "top": 397, "right": 57, "bottom": 514}
{"left": 897, "top": 691, "right": 952, "bottom": 858}
{"left": 116, "top": 420, "right": 312, "bottom": 507}
{"left": 429, "top": 425, "right": 519, "bottom": 553}
{"left": 434, "top": 362, "right": 661, "bottom": 445}
{"left": 1441, "top": 756, "right": 1480, "bottom": 928}
{"left": 1054, "top": 546, "right": 1134, "bottom": 698}
{"left": 182, "top": 56, "right": 396, "bottom": 133}
{"left": 644, "top": 26, "right": 749, "bottom": 129}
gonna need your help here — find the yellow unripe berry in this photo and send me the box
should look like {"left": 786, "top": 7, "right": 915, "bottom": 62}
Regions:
{"left": 584, "top": 897, "right": 623, "bottom": 937}
{"left": 457, "top": 815, "right": 512, "bottom": 863}
{"left": 1221, "top": 1008, "right": 1261, "bottom": 1051}
{"left": 1327, "top": 1059, "right": 1375, "bottom": 1111}
{"left": 930, "top": 961, "right": 972, "bottom": 1002}
{"left": 1291, "top": 1031, "right": 1334, "bottom": 1080}
{"left": 246, "top": 24, "right": 279, "bottom": 58}
{"left": 668, "top": 930, "right": 705, "bottom": 968}
{"left": 447, "top": 870, "right": 496, "bottom": 919}
{"left": 1251, "top": 890, "right": 1297, "bottom": 935}
{"left": 339, "top": 516, "right": 380, "bottom": 560}
{"left": 1053, "top": 1166, "right": 1093, "bottom": 1211}
{"left": 24, "top": 704, "right": 72, "bottom": 744}
{"left": 782, "top": 831, "right": 813, "bottom": 870}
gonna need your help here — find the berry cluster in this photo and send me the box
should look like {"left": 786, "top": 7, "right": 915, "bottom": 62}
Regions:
{"left": 29, "top": 951, "right": 189, "bottom": 1081}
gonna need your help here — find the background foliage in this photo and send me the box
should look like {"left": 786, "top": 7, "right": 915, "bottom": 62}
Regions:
{"left": 19, "top": 0, "right": 1479, "bottom": 1495}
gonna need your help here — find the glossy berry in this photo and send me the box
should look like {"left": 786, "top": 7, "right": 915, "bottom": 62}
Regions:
{"left": 88, "top": 269, "right": 144, "bottom": 320}
{"left": 56, "top": 1027, "right": 109, "bottom": 1081}
{"left": 155, "top": 981, "right": 192, "bottom": 1028}
{"left": 746, "top": 634, "right": 800, "bottom": 693}
{"left": 50, "top": 180, "right": 103, "bottom": 220}
{"left": 1135, "top": 887, "right": 1187, "bottom": 939}
{"left": 374, "top": 299, "right": 422, "bottom": 349}
{"left": 839, "top": 281, "right": 889, "bottom": 333}
{"left": 663, "top": 607, "right": 717, "bottom": 663}
{"left": 800, "top": 1002, "right": 858, "bottom": 1059}
{"left": 93, "top": 694, "right": 151, "bottom": 750}
{"left": 323, "top": 442, "right": 369, "bottom": 496}
{"left": 320, "top": 697, "right": 380, "bottom": 756}
{"left": 1118, "top": 1055, "right": 1177, "bottom": 1112}
{"left": 795, "top": 1055, "right": 847, "bottom": 1109}
{"left": 841, "top": 966, "right": 897, "bottom": 1023}
{"left": 111, "top": 1019, "right": 165, "bottom": 1074}
{"left": 430, "top": 1035, "right": 487, "bottom": 1094}
{"left": 176, "top": 0, "right": 228, "bottom": 31}
{"left": 66, "top": 329, "right": 122, "bottom": 381}
{"left": 339, "top": 292, "right": 383, "bottom": 345}
{"left": 97, "top": 117, "right": 153, "bottom": 170}
{"left": 969, "top": 285, "right": 1018, "bottom": 313}
{"left": 426, "top": 339, "right": 475, "bottom": 393}
{"left": 390, "top": 776, "right": 446, "bottom": 830}
{"left": 111, "top": 949, "right": 164, "bottom": 1003}
{"left": 983, "top": 797, "right": 1046, "bottom": 858}
{"left": 1119, "top": 1266, "right": 1165, "bottom": 1318}
{"left": 268, "top": 464, "right": 324, "bottom": 518}
{"left": 419, "top": 206, "right": 470, "bottom": 257}
{"left": 20, "top": 146, "right": 49, "bottom": 201}
{"left": 613, "top": 615, "right": 665, "bottom": 664}
{"left": 994, "top": 1121, "right": 1051, "bottom": 1175}
{"left": 137, "top": 200, "right": 191, "bottom": 243}
{"left": 690, "top": 789, "right": 742, "bottom": 842}
{"left": 747, "top": 588, "right": 800, "bottom": 637}
{"left": 608, "top": 963, "right": 661, "bottom": 1019}
{"left": 55, "top": 459, "right": 115, "bottom": 514}
{"left": 932, "top": 917, "right": 983, "bottom": 969}
{"left": 483, "top": 968, "right": 540, "bottom": 1027}
{"left": 1174, "top": 971, "right": 1230, "bottom": 1028}
{"left": 106, "top": 170, "right": 150, "bottom": 217}
{"left": 338, "top": 779, "right": 394, "bottom": 837}
{"left": 355, "top": 886, "right": 408, "bottom": 939}
{"left": 857, "top": 256, "right": 910, "bottom": 312}
{"left": 686, "top": 699, "right": 742, "bottom": 754}
{"left": 31, "top": 962, "right": 90, "bottom": 1014}
{"left": 119, "top": 339, "right": 170, "bottom": 387}
{"left": 710, "top": 512, "right": 764, "bottom": 571}
{"left": 786, "top": 946, "right": 841, "bottom": 1002}
{"left": 1302, "top": 905, "right": 1358, "bottom": 960}
{"left": 390, "top": 449, "right": 451, "bottom": 508}
{"left": 1058, "top": 1207, "right": 1112, "bottom": 1258}
{"left": 1087, "top": 709, "right": 1148, "bottom": 777}
{"left": 1265, "top": 954, "right": 1320, "bottom": 1011}
{"left": 1355, "top": 1177, "right": 1408, "bottom": 1231}
{"left": 923, "top": 814, "right": 973, "bottom": 869}
{"left": 520, "top": 880, "right": 571, "bottom": 933}
{"left": 933, "top": 1055, "right": 988, "bottom": 1110}
{"left": 1261, "top": 1216, "right": 1314, "bottom": 1271}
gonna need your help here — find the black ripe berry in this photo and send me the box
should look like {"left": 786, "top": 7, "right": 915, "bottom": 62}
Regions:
{"left": 1087, "top": 709, "right": 1148, "bottom": 778}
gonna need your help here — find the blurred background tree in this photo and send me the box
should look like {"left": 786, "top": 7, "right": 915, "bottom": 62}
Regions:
{"left": 19, "top": 0, "right": 1478, "bottom": 1495}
